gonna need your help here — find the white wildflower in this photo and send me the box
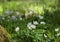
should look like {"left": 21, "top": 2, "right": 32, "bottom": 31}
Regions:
{"left": 11, "top": 16, "right": 16, "bottom": 20}
{"left": 33, "top": 21, "right": 38, "bottom": 25}
{"left": 38, "top": 15, "right": 44, "bottom": 19}
{"left": 16, "top": 12, "right": 20, "bottom": 15}
{"left": 27, "top": 26, "right": 32, "bottom": 30}
{"left": 27, "top": 22, "right": 36, "bottom": 30}
{"left": 27, "top": 22, "right": 32, "bottom": 26}
{"left": 44, "top": 34, "right": 47, "bottom": 37}
{"left": 27, "top": 22, "right": 32, "bottom": 30}
{"left": 30, "top": 24, "right": 36, "bottom": 29}
{"left": 40, "top": 21, "right": 46, "bottom": 25}
{"left": 15, "top": 27, "right": 20, "bottom": 32}
{"left": 57, "top": 32, "right": 60, "bottom": 36}
{"left": 55, "top": 28, "right": 59, "bottom": 32}
{"left": 20, "top": 17, "right": 23, "bottom": 20}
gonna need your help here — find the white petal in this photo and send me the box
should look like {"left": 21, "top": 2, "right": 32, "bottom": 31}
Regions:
{"left": 55, "top": 28, "right": 59, "bottom": 32}
{"left": 15, "top": 27, "right": 20, "bottom": 32}
{"left": 30, "top": 24, "right": 36, "bottom": 29}
{"left": 57, "top": 32, "right": 60, "bottom": 36}
{"left": 28, "top": 22, "right": 32, "bottom": 25}
{"left": 11, "top": 16, "right": 16, "bottom": 20}
{"left": 38, "top": 15, "right": 44, "bottom": 19}
{"left": 44, "top": 34, "right": 47, "bottom": 37}
{"left": 20, "top": 17, "right": 23, "bottom": 20}
{"left": 27, "top": 24, "right": 32, "bottom": 30}
{"left": 16, "top": 12, "right": 20, "bottom": 15}
{"left": 40, "top": 21, "right": 46, "bottom": 25}
{"left": 33, "top": 21, "right": 38, "bottom": 25}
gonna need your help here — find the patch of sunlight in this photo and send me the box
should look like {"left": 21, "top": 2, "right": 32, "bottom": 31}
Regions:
{"left": 30, "top": 5, "right": 44, "bottom": 15}
{"left": 0, "top": 5, "right": 3, "bottom": 15}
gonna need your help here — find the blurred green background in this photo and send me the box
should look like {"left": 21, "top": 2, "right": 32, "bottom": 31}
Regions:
{"left": 0, "top": 0, "right": 60, "bottom": 42}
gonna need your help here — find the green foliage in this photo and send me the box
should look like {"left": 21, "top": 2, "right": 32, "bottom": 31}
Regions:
{"left": 0, "top": 0, "right": 60, "bottom": 42}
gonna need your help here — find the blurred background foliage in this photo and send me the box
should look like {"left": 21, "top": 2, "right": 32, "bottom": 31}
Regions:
{"left": 0, "top": 0, "right": 60, "bottom": 42}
